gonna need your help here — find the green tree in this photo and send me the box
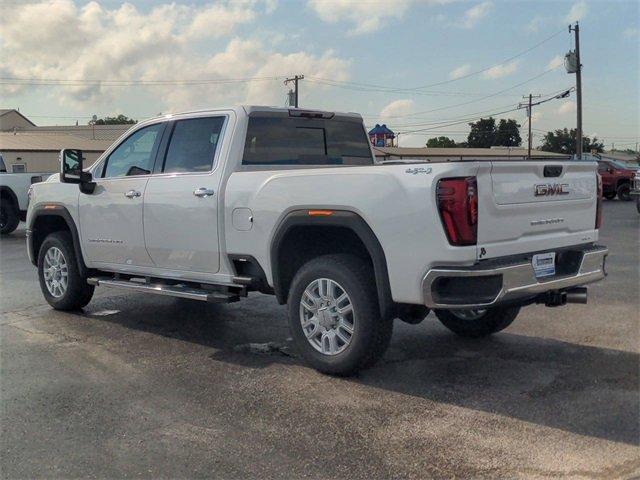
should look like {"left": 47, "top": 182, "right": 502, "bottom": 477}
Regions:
{"left": 495, "top": 118, "right": 522, "bottom": 147}
{"left": 540, "top": 128, "right": 604, "bottom": 154}
{"left": 426, "top": 136, "right": 457, "bottom": 148}
{"left": 91, "top": 114, "right": 137, "bottom": 125}
{"left": 467, "top": 117, "right": 497, "bottom": 148}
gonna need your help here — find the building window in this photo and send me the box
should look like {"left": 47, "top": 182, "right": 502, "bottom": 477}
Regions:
{"left": 11, "top": 164, "right": 26, "bottom": 173}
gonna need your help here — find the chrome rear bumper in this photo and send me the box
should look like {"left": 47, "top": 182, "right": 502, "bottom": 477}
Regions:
{"left": 422, "top": 246, "right": 608, "bottom": 309}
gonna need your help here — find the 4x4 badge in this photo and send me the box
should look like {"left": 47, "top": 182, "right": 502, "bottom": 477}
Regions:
{"left": 405, "top": 167, "right": 432, "bottom": 175}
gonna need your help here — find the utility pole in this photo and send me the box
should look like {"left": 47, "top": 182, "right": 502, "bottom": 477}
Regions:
{"left": 284, "top": 75, "right": 304, "bottom": 108}
{"left": 569, "top": 23, "right": 583, "bottom": 159}
{"left": 519, "top": 93, "right": 541, "bottom": 159}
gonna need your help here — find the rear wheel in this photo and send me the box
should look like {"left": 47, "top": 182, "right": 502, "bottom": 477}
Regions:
{"left": 38, "top": 231, "right": 94, "bottom": 310}
{"left": 617, "top": 183, "right": 631, "bottom": 201}
{"left": 287, "top": 254, "right": 393, "bottom": 376}
{"left": 0, "top": 199, "right": 19, "bottom": 234}
{"left": 435, "top": 306, "right": 520, "bottom": 338}
{"left": 636, "top": 195, "right": 640, "bottom": 214}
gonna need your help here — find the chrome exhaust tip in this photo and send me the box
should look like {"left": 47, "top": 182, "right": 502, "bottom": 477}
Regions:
{"left": 565, "top": 287, "right": 588, "bottom": 304}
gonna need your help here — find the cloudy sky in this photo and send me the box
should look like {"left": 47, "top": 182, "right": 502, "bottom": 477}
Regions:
{"left": 1, "top": 0, "right": 638, "bottom": 148}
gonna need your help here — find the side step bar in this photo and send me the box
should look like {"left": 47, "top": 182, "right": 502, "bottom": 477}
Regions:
{"left": 87, "top": 277, "right": 239, "bottom": 303}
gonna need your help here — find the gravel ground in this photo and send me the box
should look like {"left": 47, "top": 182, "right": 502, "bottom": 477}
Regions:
{"left": 1, "top": 200, "right": 638, "bottom": 479}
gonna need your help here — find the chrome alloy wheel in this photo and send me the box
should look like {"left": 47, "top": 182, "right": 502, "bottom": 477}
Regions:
{"left": 43, "top": 246, "right": 68, "bottom": 298}
{"left": 299, "top": 278, "right": 355, "bottom": 356}
{"left": 450, "top": 308, "right": 487, "bottom": 321}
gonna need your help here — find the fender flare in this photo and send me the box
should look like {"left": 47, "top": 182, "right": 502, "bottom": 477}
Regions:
{"left": 28, "top": 204, "right": 88, "bottom": 276}
{"left": 270, "top": 209, "right": 394, "bottom": 319}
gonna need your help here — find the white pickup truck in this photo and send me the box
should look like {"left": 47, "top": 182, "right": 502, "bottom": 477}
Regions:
{"left": 26, "top": 106, "right": 608, "bottom": 375}
{"left": 0, "top": 154, "right": 51, "bottom": 234}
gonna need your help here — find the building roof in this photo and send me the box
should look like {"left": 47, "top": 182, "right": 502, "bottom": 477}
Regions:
{"left": 21, "top": 124, "right": 131, "bottom": 141}
{"left": 373, "top": 146, "right": 571, "bottom": 159}
{"left": 0, "top": 132, "right": 115, "bottom": 152}
{"left": 0, "top": 108, "right": 36, "bottom": 127}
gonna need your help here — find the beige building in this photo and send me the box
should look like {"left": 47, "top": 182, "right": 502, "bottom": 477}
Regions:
{"left": 0, "top": 133, "right": 113, "bottom": 173}
{"left": 0, "top": 109, "right": 131, "bottom": 172}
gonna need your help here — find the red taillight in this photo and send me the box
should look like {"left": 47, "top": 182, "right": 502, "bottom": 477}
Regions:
{"left": 437, "top": 177, "right": 478, "bottom": 246}
{"left": 595, "top": 173, "right": 603, "bottom": 229}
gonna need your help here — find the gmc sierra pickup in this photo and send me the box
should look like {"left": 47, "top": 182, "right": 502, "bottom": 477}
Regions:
{"left": 26, "top": 106, "right": 608, "bottom": 375}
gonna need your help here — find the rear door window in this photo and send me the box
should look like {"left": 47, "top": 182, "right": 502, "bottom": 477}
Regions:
{"left": 242, "top": 116, "right": 372, "bottom": 166}
{"left": 162, "top": 116, "right": 225, "bottom": 173}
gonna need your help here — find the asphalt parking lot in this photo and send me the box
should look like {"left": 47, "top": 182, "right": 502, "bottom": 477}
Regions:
{"left": 1, "top": 201, "right": 638, "bottom": 479}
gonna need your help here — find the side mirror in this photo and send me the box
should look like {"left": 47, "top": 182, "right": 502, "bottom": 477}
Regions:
{"left": 60, "top": 149, "right": 83, "bottom": 183}
{"left": 60, "top": 149, "right": 96, "bottom": 193}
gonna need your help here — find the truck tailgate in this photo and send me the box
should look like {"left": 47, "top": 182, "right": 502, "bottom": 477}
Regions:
{"left": 477, "top": 161, "right": 598, "bottom": 259}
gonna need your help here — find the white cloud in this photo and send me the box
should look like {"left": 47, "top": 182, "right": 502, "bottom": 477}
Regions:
{"left": 308, "top": 0, "right": 413, "bottom": 35}
{"left": 0, "top": 0, "right": 348, "bottom": 111}
{"left": 482, "top": 60, "right": 519, "bottom": 79}
{"left": 566, "top": 1, "right": 588, "bottom": 23}
{"left": 185, "top": 2, "right": 257, "bottom": 39}
{"left": 379, "top": 99, "right": 414, "bottom": 120}
{"left": 459, "top": 1, "right": 492, "bottom": 29}
{"left": 531, "top": 111, "right": 544, "bottom": 122}
{"left": 449, "top": 64, "right": 471, "bottom": 79}
{"left": 307, "top": 0, "right": 451, "bottom": 35}
{"left": 557, "top": 101, "right": 576, "bottom": 115}
{"left": 623, "top": 27, "right": 640, "bottom": 39}
{"left": 525, "top": 15, "right": 546, "bottom": 33}
{"left": 547, "top": 55, "right": 564, "bottom": 70}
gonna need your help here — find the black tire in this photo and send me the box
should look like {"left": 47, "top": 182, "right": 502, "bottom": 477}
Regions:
{"left": 617, "top": 183, "right": 631, "bottom": 201}
{"left": 0, "top": 199, "right": 20, "bottom": 235}
{"left": 636, "top": 196, "right": 640, "bottom": 214}
{"left": 603, "top": 192, "right": 616, "bottom": 200}
{"left": 435, "top": 306, "right": 520, "bottom": 338}
{"left": 38, "top": 231, "right": 94, "bottom": 311}
{"left": 287, "top": 254, "right": 392, "bottom": 376}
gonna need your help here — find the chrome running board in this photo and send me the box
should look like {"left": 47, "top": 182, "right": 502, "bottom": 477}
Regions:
{"left": 87, "top": 277, "right": 239, "bottom": 303}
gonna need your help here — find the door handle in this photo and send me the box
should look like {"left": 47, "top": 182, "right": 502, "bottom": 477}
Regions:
{"left": 193, "top": 187, "right": 215, "bottom": 198}
{"left": 124, "top": 190, "right": 141, "bottom": 199}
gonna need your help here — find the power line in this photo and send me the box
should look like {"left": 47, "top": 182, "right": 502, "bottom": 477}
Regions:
{"left": 361, "top": 66, "right": 562, "bottom": 121}
{"left": 308, "top": 29, "right": 564, "bottom": 93}
{"left": 0, "top": 75, "right": 285, "bottom": 86}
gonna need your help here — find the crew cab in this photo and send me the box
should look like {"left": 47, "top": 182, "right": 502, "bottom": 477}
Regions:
{"left": 0, "top": 154, "right": 51, "bottom": 234}
{"left": 26, "top": 107, "right": 608, "bottom": 375}
{"left": 597, "top": 158, "right": 635, "bottom": 201}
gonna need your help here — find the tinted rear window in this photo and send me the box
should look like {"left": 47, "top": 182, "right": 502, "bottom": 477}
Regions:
{"left": 242, "top": 116, "right": 373, "bottom": 166}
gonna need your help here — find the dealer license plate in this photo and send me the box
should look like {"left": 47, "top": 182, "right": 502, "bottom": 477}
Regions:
{"left": 532, "top": 252, "right": 556, "bottom": 278}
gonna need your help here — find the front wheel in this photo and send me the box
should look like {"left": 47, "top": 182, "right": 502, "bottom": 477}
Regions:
{"left": 603, "top": 192, "right": 616, "bottom": 200}
{"left": 38, "top": 231, "right": 95, "bottom": 311}
{"left": 435, "top": 306, "right": 520, "bottom": 338}
{"left": 617, "top": 183, "right": 631, "bottom": 201}
{"left": 287, "top": 254, "right": 393, "bottom": 376}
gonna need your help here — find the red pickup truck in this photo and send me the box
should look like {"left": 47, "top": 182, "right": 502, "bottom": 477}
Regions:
{"left": 597, "top": 159, "right": 635, "bottom": 201}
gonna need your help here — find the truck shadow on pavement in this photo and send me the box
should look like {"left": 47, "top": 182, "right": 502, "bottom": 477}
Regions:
{"left": 86, "top": 293, "right": 639, "bottom": 447}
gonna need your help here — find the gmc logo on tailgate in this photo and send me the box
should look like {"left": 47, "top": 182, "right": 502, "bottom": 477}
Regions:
{"left": 534, "top": 183, "right": 570, "bottom": 196}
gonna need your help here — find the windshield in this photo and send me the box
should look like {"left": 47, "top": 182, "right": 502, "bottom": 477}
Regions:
{"left": 607, "top": 159, "right": 632, "bottom": 169}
